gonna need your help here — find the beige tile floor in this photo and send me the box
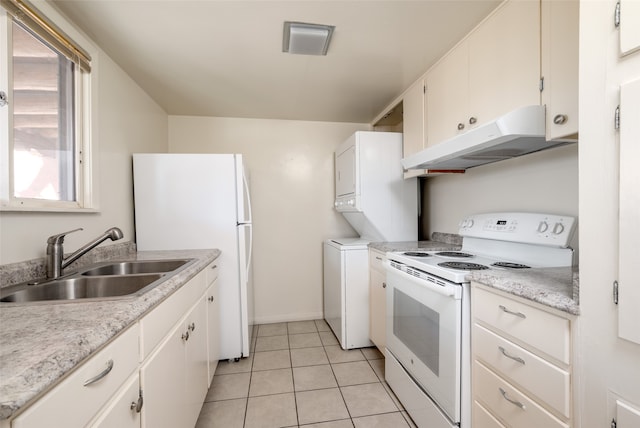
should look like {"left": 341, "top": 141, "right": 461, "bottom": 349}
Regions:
{"left": 195, "top": 319, "right": 417, "bottom": 428}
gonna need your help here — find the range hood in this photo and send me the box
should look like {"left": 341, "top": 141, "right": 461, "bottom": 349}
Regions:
{"left": 402, "top": 105, "right": 573, "bottom": 171}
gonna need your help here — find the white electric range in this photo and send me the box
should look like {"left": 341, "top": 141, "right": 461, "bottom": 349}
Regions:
{"left": 384, "top": 212, "right": 577, "bottom": 428}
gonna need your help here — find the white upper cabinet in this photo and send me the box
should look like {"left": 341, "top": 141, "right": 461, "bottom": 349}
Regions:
{"left": 541, "top": 0, "right": 579, "bottom": 141}
{"left": 426, "top": 0, "right": 540, "bottom": 147}
{"left": 402, "top": 78, "right": 427, "bottom": 156}
{"left": 619, "top": 0, "right": 640, "bottom": 56}
{"left": 426, "top": 41, "right": 470, "bottom": 146}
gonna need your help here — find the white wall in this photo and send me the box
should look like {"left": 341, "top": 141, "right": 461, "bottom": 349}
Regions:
{"left": 0, "top": 48, "right": 168, "bottom": 264}
{"left": 168, "top": 116, "right": 368, "bottom": 323}
{"left": 423, "top": 144, "right": 579, "bottom": 245}
{"left": 577, "top": 0, "right": 640, "bottom": 425}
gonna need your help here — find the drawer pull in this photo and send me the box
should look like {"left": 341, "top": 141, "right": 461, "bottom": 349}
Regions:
{"left": 208, "top": 296, "right": 215, "bottom": 302}
{"left": 499, "top": 346, "right": 525, "bottom": 365}
{"left": 376, "top": 256, "right": 383, "bottom": 261}
{"left": 188, "top": 322, "right": 196, "bottom": 332}
{"left": 182, "top": 331, "right": 190, "bottom": 341}
{"left": 382, "top": 282, "right": 387, "bottom": 288}
{"left": 499, "top": 305, "right": 526, "bottom": 319}
{"left": 83, "top": 359, "right": 114, "bottom": 386}
{"left": 499, "top": 387, "right": 526, "bottom": 410}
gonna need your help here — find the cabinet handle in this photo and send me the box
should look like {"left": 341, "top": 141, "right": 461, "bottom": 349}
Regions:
{"left": 182, "top": 331, "right": 190, "bottom": 341}
{"left": 499, "top": 387, "right": 526, "bottom": 410}
{"left": 498, "top": 346, "right": 525, "bottom": 365}
{"left": 498, "top": 305, "right": 526, "bottom": 319}
{"left": 188, "top": 322, "right": 196, "bottom": 332}
{"left": 208, "top": 296, "right": 215, "bottom": 302}
{"left": 130, "top": 389, "right": 144, "bottom": 413}
{"left": 457, "top": 123, "right": 465, "bottom": 130}
{"left": 382, "top": 282, "right": 387, "bottom": 288}
{"left": 211, "top": 265, "right": 217, "bottom": 269}
{"left": 375, "top": 256, "right": 383, "bottom": 261}
{"left": 83, "top": 359, "right": 114, "bottom": 386}
{"left": 553, "top": 114, "right": 568, "bottom": 125}
{"left": 469, "top": 116, "right": 477, "bottom": 125}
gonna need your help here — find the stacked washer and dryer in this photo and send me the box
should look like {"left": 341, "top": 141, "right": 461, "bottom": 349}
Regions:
{"left": 323, "top": 131, "right": 418, "bottom": 349}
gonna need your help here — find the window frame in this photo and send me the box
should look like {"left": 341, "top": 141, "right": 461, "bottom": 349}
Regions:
{"left": 0, "top": 2, "right": 96, "bottom": 212}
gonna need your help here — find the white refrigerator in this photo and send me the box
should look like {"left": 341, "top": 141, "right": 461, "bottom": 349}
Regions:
{"left": 133, "top": 153, "right": 253, "bottom": 361}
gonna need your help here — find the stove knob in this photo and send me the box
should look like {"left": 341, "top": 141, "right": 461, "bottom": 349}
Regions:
{"left": 537, "top": 221, "right": 549, "bottom": 233}
{"left": 347, "top": 199, "right": 355, "bottom": 206}
{"left": 552, "top": 222, "right": 565, "bottom": 235}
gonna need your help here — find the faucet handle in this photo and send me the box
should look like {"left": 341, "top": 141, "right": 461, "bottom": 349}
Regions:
{"left": 47, "top": 228, "right": 83, "bottom": 245}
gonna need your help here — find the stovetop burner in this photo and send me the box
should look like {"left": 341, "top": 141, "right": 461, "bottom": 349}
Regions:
{"left": 438, "top": 261, "right": 489, "bottom": 271}
{"left": 436, "top": 251, "right": 474, "bottom": 258}
{"left": 492, "top": 262, "right": 531, "bottom": 269}
{"left": 403, "top": 252, "right": 432, "bottom": 257}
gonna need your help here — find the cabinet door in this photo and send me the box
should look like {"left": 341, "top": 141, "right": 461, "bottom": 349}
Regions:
{"left": 335, "top": 146, "right": 356, "bottom": 197}
{"left": 369, "top": 267, "right": 386, "bottom": 353}
{"left": 140, "top": 323, "right": 187, "bottom": 428}
{"left": 206, "top": 279, "right": 220, "bottom": 385}
{"left": 620, "top": 0, "right": 640, "bottom": 56}
{"left": 618, "top": 77, "right": 640, "bottom": 345}
{"left": 426, "top": 40, "right": 469, "bottom": 146}
{"left": 402, "top": 79, "right": 426, "bottom": 157}
{"left": 541, "top": 0, "right": 579, "bottom": 141}
{"left": 89, "top": 374, "right": 141, "bottom": 428}
{"left": 468, "top": 0, "right": 540, "bottom": 125}
{"left": 184, "top": 298, "right": 209, "bottom": 428}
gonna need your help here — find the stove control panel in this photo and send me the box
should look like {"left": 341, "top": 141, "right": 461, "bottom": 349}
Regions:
{"left": 459, "top": 212, "right": 577, "bottom": 247}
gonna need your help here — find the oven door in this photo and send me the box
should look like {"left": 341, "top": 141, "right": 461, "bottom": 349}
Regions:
{"left": 385, "top": 263, "right": 462, "bottom": 423}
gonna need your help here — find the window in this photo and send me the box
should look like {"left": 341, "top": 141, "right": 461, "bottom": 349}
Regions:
{"left": 1, "top": 0, "right": 93, "bottom": 211}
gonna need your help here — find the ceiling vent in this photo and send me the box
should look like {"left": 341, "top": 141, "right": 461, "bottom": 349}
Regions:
{"left": 282, "top": 21, "right": 335, "bottom": 56}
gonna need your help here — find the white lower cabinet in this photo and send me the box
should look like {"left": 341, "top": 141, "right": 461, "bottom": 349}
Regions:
{"left": 140, "top": 266, "right": 215, "bottom": 428}
{"left": 89, "top": 374, "right": 141, "bottom": 428}
{"left": 11, "top": 325, "right": 140, "bottom": 428}
{"left": 471, "top": 284, "right": 575, "bottom": 427}
{"left": 205, "top": 275, "right": 220, "bottom": 385}
{"left": 368, "top": 249, "right": 386, "bottom": 353}
{"left": 6, "top": 259, "right": 220, "bottom": 428}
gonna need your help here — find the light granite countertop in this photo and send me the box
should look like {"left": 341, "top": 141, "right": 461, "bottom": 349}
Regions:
{"left": 0, "top": 248, "right": 220, "bottom": 420}
{"left": 369, "top": 236, "right": 579, "bottom": 316}
{"left": 471, "top": 267, "right": 580, "bottom": 315}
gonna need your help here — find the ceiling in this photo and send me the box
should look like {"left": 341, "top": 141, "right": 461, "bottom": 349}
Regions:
{"left": 51, "top": 0, "right": 501, "bottom": 124}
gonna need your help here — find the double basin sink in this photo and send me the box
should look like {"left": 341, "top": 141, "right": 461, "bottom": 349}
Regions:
{"left": 0, "top": 259, "right": 194, "bottom": 304}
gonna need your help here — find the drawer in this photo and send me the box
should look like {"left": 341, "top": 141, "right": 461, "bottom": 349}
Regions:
{"left": 369, "top": 249, "right": 386, "bottom": 273}
{"left": 13, "top": 325, "right": 139, "bottom": 428}
{"left": 473, "top": 400, "right": 507, "bottom": 428}
{"left": 474, "top": 361, "right": 569, "bottom": 428}
{"left": 205, "top": 261, "right": 219, "bottom": 285}
{"left": 140, "top": 269, "right": 206, "bottom": 359}
{"left": 473, "top": 286, "right": 570, "bottom": 364}
{"left": 473, "top": 323, "right": 571, "bottom": 418}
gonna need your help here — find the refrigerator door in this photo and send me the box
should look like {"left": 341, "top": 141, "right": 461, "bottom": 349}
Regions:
{"left": 237, "top": 223, "right": 253, "bottom": 356}
{"left": 133, "top": 153, "right": 248, "bottom": 360}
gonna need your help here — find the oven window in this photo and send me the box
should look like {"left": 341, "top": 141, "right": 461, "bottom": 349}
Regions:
{"left": 393, "top": 288, "right": 439, "bottom": 375}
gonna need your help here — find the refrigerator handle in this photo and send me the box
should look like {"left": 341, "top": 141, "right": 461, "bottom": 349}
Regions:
{"left": 246, "top": 224, "right": 253, "bottom": 274}
{"left": 242, "top": 168, "right": 253, "bottom": 224}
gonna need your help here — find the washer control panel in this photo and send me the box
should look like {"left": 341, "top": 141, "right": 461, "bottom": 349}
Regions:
{"left": 459, "top": 212, "right": 577, "bottom": 247}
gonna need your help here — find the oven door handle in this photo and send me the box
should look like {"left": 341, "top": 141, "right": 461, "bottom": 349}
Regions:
{"left": 386, "top": 262, "right": 461, "bottom": 299}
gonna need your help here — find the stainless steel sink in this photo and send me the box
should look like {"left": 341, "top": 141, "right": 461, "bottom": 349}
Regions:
{"left": 0, "top": 274, "right": 163, "bottom": 303}
{"left": 81, "top": 259, "right": 190, "bottom": 276}
{"left": 0, "top": 258, "right": 196, "bottom": 303}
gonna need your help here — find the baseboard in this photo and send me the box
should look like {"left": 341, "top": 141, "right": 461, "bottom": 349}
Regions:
{"left": 252, "top": 311, "right": 324, "bottom": 325}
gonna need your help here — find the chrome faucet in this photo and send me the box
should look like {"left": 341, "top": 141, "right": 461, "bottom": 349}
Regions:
{"left": 46, "top": 227, "right": 124, "bottom": 279}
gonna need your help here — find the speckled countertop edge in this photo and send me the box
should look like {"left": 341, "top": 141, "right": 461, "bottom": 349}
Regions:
{"left": 0, "top": 248, "right": 220, "bottom": 420}
{"left": 471, "top": 267, "right": 579, "bottom": 315}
